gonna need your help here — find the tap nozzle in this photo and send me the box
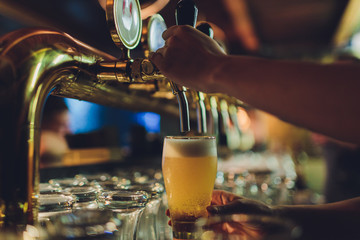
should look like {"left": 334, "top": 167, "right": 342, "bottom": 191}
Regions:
{"left": 194, "top": 91, "right": 207, "bottom": 134}
{"left": 169, "top": 81, "right": 191, "bottom": 133}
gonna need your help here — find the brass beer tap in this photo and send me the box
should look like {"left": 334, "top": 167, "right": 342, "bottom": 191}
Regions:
{"left": 0, "top": 0, "right": 193, "bottom": 227}
{"left": 96, "top": 0, "right": 198, "bottom": 133}
{"left": 0, "top": 0, "right": 243, "bottom": 229}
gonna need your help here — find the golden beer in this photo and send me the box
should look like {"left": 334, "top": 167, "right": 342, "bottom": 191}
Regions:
{"left": 162, "top": 136, "right": 217, "bottom": 239}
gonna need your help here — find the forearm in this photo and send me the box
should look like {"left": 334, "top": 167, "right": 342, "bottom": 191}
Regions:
{"left": 151, "top": 25, "right": 360, "bottom": 144}
{"left": 272, "top": 197, "right": 360, "bottom": 239}
{"left": 211, "top": 55, "right": 360, "bottom": 145}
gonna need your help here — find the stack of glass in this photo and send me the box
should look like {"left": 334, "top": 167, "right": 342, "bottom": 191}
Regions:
{"left": 35, "top": 153, "right": 297, "bottom": 240}
{"left": 98, "top": 190, "right": 149, "bottom": 239}
{"left": 216, "top": 151, "right": 297, "bottom": 205}
{"left": 46, "top": 209, "right": 121, "bottom": 239}
{"left": 37, "top": 170, "right": 167, "bottom": 239}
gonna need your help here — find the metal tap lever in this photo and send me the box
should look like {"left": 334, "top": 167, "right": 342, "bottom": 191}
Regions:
{"left": 196, "top": 22, "right": 214, "bottom": 38}
{"left": 171, "top": 0, "right": 198, "bottom": 133}
{"left": 192, "top": 23, "right": 214, "bottom": 134}
{"left": 175, "top": 0, "right": 198, "bottom": 26}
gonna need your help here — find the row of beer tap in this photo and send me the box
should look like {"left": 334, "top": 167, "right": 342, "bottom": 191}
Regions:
{"left": 95, "top": 0, "right": 250, "bottom": 154}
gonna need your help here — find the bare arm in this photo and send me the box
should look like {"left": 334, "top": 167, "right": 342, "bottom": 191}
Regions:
{"left": 208, "top": 191, "right": 360, "bottom": 239}
{"left": 272, "top": 197, "right": 360, "bottom": 239}
{"left": 151, "top": 26, "right": 360, "bottom": 145}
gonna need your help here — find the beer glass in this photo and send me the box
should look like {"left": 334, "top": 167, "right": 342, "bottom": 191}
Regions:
{"left": 162, "top": 136, "right": 217, "bottom": 239}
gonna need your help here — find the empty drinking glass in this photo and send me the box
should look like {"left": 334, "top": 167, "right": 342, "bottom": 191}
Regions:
{"left": 126, "top": 182, "right": 165, "bottom": 240}
{"left": 65, "top": 186, "right": 99, "bottom": 209}
{"left": 98, "top": 190, "right": 149, "bottom": 240}
{"left": 38, "top": 193, "right": 74, "bottom": 223}
{"left": 49, "top": 176, "right": 88, "bottom": 188}
{"left": 39, "top": 183, "right": 62, "bottom": 194}
{"left": 47, "top": 209, "right": 120, "bottom": 239}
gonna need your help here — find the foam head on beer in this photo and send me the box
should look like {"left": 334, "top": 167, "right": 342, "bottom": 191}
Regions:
{"left": 163, "top": 137, "right": 217, "bottom": 158}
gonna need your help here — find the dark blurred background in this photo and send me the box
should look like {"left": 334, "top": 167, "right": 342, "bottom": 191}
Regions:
{"left": 1, "top": 0, "right": 358, "bottom": 56}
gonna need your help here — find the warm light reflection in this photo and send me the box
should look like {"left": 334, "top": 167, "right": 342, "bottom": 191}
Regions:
{"left": 23, "top": 225, "right": 39, "bottom": 240}
{"left": 351, "top": 32, "right": 360, "bottom": 58}
{"left": 52, "top": 54, "right": 66, "bottom": 65}
{"left": 237, "top": 107, "right": 251, "bottom": 131}
{"left": 222, "top": 0, "right": 259, "bottom": 51}
{"left": 30, "top": 62, "right": 43, "bottom": 89}
{"left": 141, "top": 0, "right": 169, "bottom": 20}
{"left": 333, "top": 0, "right": 360, "bottom": 47}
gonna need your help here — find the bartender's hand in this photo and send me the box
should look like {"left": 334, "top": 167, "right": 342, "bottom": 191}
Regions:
{"left": 150, "top": 25, "right": 226, "bottom": 93}
{"left": 204, "top": 190, "right": 275, "bottom": 238}
{"left": 165, "top": 190, "right": 273, "bottom": 224}
{"left": 207, "top": 190, "right": 273, "bottom": 216}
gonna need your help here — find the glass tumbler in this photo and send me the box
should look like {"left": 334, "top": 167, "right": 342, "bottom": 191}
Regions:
{"left": 121, "top": 182, "right": 164, "bottom": 240}
{"left": 162, "top": 136, "right": 218, "bottom": 239}
{"left": 49, "top": 176, "right": 88, "bottom": 188}
{"left": 48, "top": 209, "right": 120, "bottom": 240}
{"left": 65, "top": 186, "right": 99, "bottom": 209}
{"left": 98, "top": 190, "right": 149, "bottom": 240}
{"left": 38, "top": 193, "right": 74, "bottom": 223}
{"left": 39, "top": 183, "right": 62, "bottom": 194}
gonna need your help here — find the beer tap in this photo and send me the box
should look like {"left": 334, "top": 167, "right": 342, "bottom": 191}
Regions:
{"left": 0, "top": 0, "right": 206, "bottom": 227}
{"left": 191, "top": 90, "right": 207, "bottom": 134}
{"left": 216, "top": 97, "right": 241, "bottom": 158}
{"left": 228, "top": 101, "right": 243, "bottom": 148}
{"left": 141, "top": 14, "right": 167, "bottom": 59}
{"left": 97, "top": 0, "right": 165, "bottom": 83}
{"left": 208, "top": 95, "right": 220, "bottom": 139}
{"left": 97, "top": 0, "right": 198, "bottom": 133}
{"left": 223, "top": 97, "right": 243, "bottom": 151}
{"left": 191, "top": 22, "right": 214, "bottom": 134}
{"left": 171, "top": 0, "right": 199, "bottom": 133}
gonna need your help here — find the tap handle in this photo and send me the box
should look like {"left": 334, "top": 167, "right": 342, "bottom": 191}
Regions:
{"left": 172, "top": 0, "right": 196, "bottom": 133}
{"left": 175, "top": 0, "right": 198, "bottom": 27}
{"left": 196, "top": 23, "right": 214, "bottom": 39}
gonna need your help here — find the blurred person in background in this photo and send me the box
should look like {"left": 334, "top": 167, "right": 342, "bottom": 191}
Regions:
{"left": 40, "top": 96, "right": 71, "bottom": 168}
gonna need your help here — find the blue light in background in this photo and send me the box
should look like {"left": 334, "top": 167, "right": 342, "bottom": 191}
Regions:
{"left": 64, "top": 98, "right": 160, "bottom": 145}
{"left": 65, "top": 1, "right": 93, "bottom": 25}
{"left": 65, "top": 98, "right": 102, "bottom": 134}
{"left": 135, "top": 112, "right": 161, "bottom": 133}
